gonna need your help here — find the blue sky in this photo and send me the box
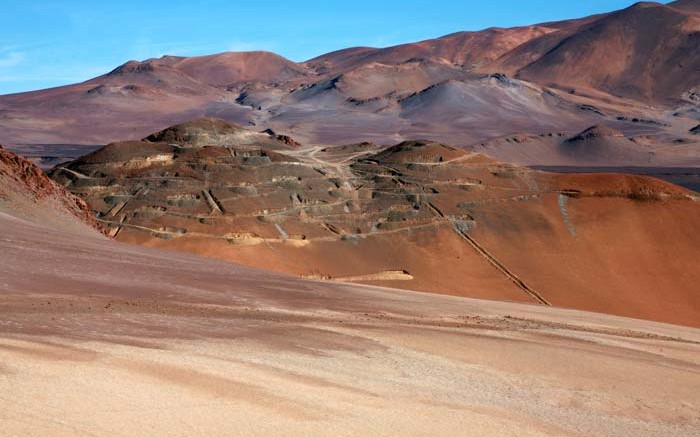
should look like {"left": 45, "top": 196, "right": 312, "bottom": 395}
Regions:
{"left": 0, "top": 1, "right": 664, "bottom": 95}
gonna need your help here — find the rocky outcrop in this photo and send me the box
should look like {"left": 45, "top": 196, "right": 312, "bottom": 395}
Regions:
{"left": 565, "top": 125, "right": 625, "bottom": 142}
{"left": 262, "top": 129, "right": 302, "bottom": 147}
{"left": 0, "top": 145, "right": 102, "bottom": 231}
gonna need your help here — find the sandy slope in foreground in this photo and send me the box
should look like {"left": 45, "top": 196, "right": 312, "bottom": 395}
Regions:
{"left": 1, "top": 213, "right": 699, "bottom": 437}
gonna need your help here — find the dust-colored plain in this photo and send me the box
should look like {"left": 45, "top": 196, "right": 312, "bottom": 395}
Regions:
{"left": 1, "top": 212, "right": 699, "bottom": 437}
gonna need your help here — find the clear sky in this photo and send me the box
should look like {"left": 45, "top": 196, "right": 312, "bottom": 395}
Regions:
{"left": 0, "top": 1, "right": 668, "bottom": 95}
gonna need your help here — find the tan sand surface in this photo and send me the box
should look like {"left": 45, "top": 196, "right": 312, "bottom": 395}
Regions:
{"left": 1, "top": 213, "right": 699, "bottom": 436}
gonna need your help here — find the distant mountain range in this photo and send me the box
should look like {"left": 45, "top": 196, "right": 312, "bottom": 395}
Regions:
{"left": 0, "top": 0, "right": 698, "bottom": 167}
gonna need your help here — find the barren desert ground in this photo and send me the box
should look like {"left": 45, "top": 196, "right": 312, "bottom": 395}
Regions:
{"left": 1, "top": 213, "right": 699, "bottom": 436}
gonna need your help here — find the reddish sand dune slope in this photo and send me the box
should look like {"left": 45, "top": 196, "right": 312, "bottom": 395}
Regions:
{"left": 1, "top": 207, "right": 699, "bottom": 437}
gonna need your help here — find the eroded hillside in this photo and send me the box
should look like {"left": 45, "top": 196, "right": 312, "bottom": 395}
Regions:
{"left": 50, "top": 118, "right": 700, "bottom": 326}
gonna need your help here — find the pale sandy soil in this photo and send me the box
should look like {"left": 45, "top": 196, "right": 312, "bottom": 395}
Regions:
{"left": 1, "top": 213, "right": 699, "bottom": 436}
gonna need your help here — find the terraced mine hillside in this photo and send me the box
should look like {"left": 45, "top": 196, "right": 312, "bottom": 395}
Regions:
{"left": 51, "top": 118, "right": 700, "bottom": 326}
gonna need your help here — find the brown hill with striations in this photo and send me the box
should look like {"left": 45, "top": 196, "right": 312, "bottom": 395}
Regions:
{"left": 669, "top": 0, "right": 700, "bottom": 13}
{"left": 108, "top": 50, "right": 308, "bottom": 87}
{"left": 473, "top": 124, "right": 700, "bottom": 166}
{"left": 489, "top": 1, "right": 700, "bottom": 104}
{"left": 143, "top": 117, "right": 295, "bottom": 149}
{"left": 367, "top": 140, "right": 468, "bottom": 163}
{"left": 49, "top": 120, "right": 700, "bottom": 326}
{"left": 138, "top": 51, "right": 308, "bottom": 86}
{"left": 306, "top": 25, "right": 558, "bottom": 73}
